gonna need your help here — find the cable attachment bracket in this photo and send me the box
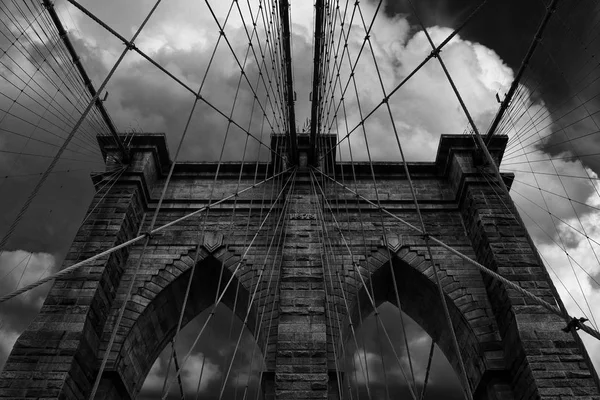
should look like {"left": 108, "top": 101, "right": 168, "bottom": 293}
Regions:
{"left": 429, "top": 47, "right": 441, "bottom": 59}
{"left": 562, "top": 317, "right": 589, "bottom": 333}
{"left": 143, "top": 231, "right": 154, "bottom": 240}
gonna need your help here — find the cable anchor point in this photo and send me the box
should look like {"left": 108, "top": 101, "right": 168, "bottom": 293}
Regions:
{"left": 562, "top": 317, "right": 589, "bottom": 333}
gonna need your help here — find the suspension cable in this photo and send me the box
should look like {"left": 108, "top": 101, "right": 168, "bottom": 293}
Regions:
{"left": 313, "top": 167, "right": 600, "bottom": 342}
{"left": 0, "top": 168, "right": 292, "bottom": 304}
{"left": 160, "top": 170, "right": 296, "bottom": 399}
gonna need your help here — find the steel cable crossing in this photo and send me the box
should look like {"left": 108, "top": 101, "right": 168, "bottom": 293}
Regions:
{"left": 484, "top": 1, "right": 600, "bottom": 325}
{"left": 313, "top": 4, "right": 428, "bottom": 393}
{"left": 508, "top": 102, "right": 600, "bottom": 330}
{"left": 310, "top": 170, "right": 420, "bottom": 400}
{"left": 0, "top": 0, "right": 158, "bottom": 252}
{"left": 61, "top": 0, "right": 288, "bottom": 163}
{"left": 477, "top": 166, "right": 600, "bottom": 329}
{"left": 0, "top": 1, "right": 111, "bottom": 145}
{"left": 312, "top": 167, "right": 600, "bottom": 342}
{"left": 157, "top": 2, "right": 288, "bottom": 393}
{"left": 493, "top": 3, "right": 600, "bottom": 327}
{"left": 0, "top": 25, "right": 110, "bottom": 160}
{"left": 310, "top": 1, "right": 488, "bottom": 396}
{"left": 0, "top": 167, "right": 291, "bottom": 304}
{"left": 352, "top": 2, "right": 472, "bottom": 396}
{"left": 87, "top": 0, "right": 282, "bottom": 395}
{"left": 316, "top": 0, "right": 489, "bottom": 166}
{"left": 0, "top": 0, "right": 297, "bottom": 303}
{"left": 0, "top": 0, "right": 296, "bottom": 387}
{"left": 328, "top": 104, "right": 398, "bottom": 399}
{"left": 321, "top": 0, "right": 600, "bottom": 389}
{"left": 160, "top": 170, "right": 296, "bottom": 398}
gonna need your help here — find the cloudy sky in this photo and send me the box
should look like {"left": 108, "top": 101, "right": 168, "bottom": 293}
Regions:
{"left": 0, "top": 0, "right": 599, "bottom": 398}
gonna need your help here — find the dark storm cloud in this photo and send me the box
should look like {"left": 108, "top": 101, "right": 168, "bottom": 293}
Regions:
{"left": 0, "top": 14, "right": 107, "bottom": 254}
{"left": 382, "top": 0, "right": 600, "bottom": 175}
{"left": 381, "top": 0, "right": 544, "bottom": 68}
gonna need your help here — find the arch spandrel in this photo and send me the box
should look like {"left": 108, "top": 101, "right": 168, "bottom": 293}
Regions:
{"left": 99, "top": 245, "right": 265, "bottom": 398}
{"left": 343, "top": 245, "right": 508, "bottom": 396}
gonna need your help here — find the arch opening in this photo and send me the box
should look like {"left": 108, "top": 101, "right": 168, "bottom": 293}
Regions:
{"left": 341, "top": 302, "right": 463, "bottom": 399}
{"left": 342, "top": 254, "right": 488, "bottom": 397}
{"left": 107, "top": 254, "right": 266, "bottom": 399}
{"left": 139, "top": 303, "right": 265, "bottom": 399}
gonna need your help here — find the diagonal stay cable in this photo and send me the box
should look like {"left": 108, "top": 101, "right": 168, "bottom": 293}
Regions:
{"left": 161, "top": 23, "right": 271, "bottom": 393}
{"left": 320, "top": 0, "right": 358, "bottom": 135}
{"left": 0, "top": 0, "right": 165, "bottom": 252}
{"left": 255, "top": 0, "right": 287, "bottom": 129}
{"left": 236, "top": 0, "right": 286, "bottom": 128}
{"left": 63, "top": 0, "right": 287, "bottom": 164}
{"left": 310, "top": 181, "right": 349, "bottom": 398}
{"left": 312, "top": 167, "right": 600, "bottom": 342}
{"left": 409, "top": 0, "right": 600, "bottom": 369}
{"left": 502, "top": 168, "right": 600, "bottom": 180}
{"left": 335, "top": 24, "right": 423, "bottom": 393}
{"left": 1, "top": 6, "right": 111, "bottom": 144}
{"left": 239, "top": 172, "right": 293, "bottom": 400}
{"left": 420, "top": 340, "right": 436, "bottom": 400}
{"left": 161, "top": 169, "right": 296, "bottom": 399}
{"left": 478, "top": 167, "right": 600, "bottom": 328}
{"left": 310, "top": 169, "right": 419, "bottom": 400}
{"left": 216, "top": 171, "right": 295, "bottom": 400}
{"left": 511, "top": 177, "right": 600, "bottom": 213}
{"left": 355, "top": 2, "right": 442, "bottom": 392}
{"left": 309, "top": 168, "right": 363, "bottom": 399}
{"left": 233, "top": 0, "right": 287, "bottom": 134}
{"left": 318, "top": 0, "right": 488, "bottom": 165}
{"left": 0, "top": 166, "right": 293, "bottom": 304}
{"left": 310, "top": 167, "right": 377, "bottom": 399}
{"left": 511, "top": 102, "right": 600, "bottom": 329}
{"left": 320, "top": 0, "right": 375, "bottom": 138}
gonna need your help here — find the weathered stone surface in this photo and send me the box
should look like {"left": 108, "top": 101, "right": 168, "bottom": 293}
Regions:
{"left": 0, "top": 134, "right": 598, "bottom": 399}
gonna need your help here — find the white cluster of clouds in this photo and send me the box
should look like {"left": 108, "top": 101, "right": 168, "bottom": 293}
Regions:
{"left": 537, "top": 191, "right": 600, "bottom": 367}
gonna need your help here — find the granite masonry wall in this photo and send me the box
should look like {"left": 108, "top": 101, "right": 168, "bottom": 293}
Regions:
{"left": 0, "top": 133, "right": 598, "bottom": 399}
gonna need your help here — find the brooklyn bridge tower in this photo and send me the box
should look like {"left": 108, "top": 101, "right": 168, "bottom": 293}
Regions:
{"left": 0, "top": 0, "right": 599, "bottom": 399}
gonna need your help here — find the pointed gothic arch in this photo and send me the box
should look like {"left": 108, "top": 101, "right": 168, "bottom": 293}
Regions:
{"left": 344, "top": 246, "right": 513, "bottom": 399}
{"left": 95, "top": 247, "right": 264, "bottom": 399}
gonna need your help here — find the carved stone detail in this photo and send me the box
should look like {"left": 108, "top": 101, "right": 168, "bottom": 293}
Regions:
{"left": 203, "top": 231, "right": 224, "bottom": 253}
{"left": 382, "top": 233, "right": 402, "bottom": 253}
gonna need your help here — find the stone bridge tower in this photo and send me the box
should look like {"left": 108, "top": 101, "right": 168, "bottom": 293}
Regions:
{"left": 0, "top": 133, "right": 598, "bottom": 399}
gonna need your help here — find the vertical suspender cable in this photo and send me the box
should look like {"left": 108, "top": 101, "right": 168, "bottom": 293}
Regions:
{"left": 309, "top": 0, "right": 325, "bottom": 163}
{"left": 278, "top": 0, "right": 298, "bottom": 163}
